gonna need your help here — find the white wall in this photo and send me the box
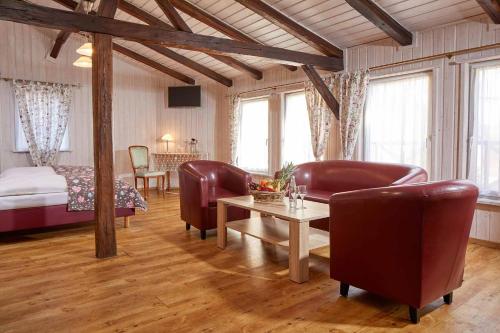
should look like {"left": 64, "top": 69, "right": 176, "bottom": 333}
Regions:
{"left": 0, "top": 21, "right": 220, "bottom": 187}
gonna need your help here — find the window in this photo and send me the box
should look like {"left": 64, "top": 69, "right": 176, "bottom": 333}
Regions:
{"left": 363, "top": 72, "right": 431, "bottom": 169}
{"left": 468, "top": 62, "right": 500, "bottom": 198}
{"left": 282, "top": 92, "right": 314, "bottom": 165}
{"left": 237, "top": 98, "right": 269, "bottom": 174}
{"left": 14, "top": 108, "right": 70, "bottom": 152}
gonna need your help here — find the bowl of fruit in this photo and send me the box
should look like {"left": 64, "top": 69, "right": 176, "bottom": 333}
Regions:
{"left": 248, "top": 163, "right": 295, "bottom": 202}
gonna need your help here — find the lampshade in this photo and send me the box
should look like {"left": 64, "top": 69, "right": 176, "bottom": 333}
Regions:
{"left": 73, "top": 56, "right": 92, "bottom": 68}
{"left": 162, "top": 134, "right": 173, "bottom": 141}
{"left": 76, "top": 42, "right": 93, "bottom": 57}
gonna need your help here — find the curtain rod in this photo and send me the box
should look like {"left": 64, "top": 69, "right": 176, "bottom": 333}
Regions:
{"left": 228, "top": 42, "right": 500, "bottom": 97}
{"left": 0, "top": 76, "right": 80, "bottom": 88}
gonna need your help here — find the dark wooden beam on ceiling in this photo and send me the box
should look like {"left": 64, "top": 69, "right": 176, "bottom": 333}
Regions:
{"left": 301, "top": 65, "right": 339, "bottom": 120}
{"left": 136, "top": 0, "right": 262, "bottom": 80}
{"left": 49, "top": 0, "right": 84, "bottom": 59}
{"left": 345, "top": 0, "right": 412, "bottom": 46}
{"left": 169, "top": 0, "right": 296, "bottom": 72}
{"left": 233, "top": 0, "right": 343, "bottom": 58}
{"left": 476, "top": 0, "right": 500, "bottom": 24}
{"left": 155, "top": 0, "right": 190, "bottom": 31}
{"left": 146, "top": 44, "right": 233, "bottom": 87}
{"left": 113, "top": 44, "right": 195, "bottom": 84}
{"left": 93, "top": 0, "right": 119, "bottom": 259}
{"left": 49, "top": 0, "right": 197, "bottom": 84}
{"left": 0, "top": 0, "right": 343, "bottom": 70}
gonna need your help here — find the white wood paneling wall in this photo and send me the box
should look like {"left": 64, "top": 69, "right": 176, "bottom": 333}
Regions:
{"left": 0, "top": 21, "right": 220, "bottom": 189}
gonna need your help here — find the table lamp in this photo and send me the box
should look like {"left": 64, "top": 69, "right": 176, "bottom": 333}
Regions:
{"left": 161, "top": 133, "right": 173, "bottom": 152}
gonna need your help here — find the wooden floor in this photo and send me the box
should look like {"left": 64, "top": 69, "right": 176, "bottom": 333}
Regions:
{"left": 1, "top": 193, "right": 499, "bottom": 333}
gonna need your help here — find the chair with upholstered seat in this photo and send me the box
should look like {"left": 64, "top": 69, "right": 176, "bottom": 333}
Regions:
{"left": 128, "top": 145, "right": 165, "bottom": 200}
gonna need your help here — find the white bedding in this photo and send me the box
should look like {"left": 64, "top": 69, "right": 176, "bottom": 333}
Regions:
{"left": 0, "top": 167, "right": 69, "bottom": 210}
{"left": 0, "top": 192, "right": 68, "bottom": 210}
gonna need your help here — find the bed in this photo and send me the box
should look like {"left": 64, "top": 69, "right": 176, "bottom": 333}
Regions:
{"left": 0, "top": 166, "right": 146, "bottom": 232}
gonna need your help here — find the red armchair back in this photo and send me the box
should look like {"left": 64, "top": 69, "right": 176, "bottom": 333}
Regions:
{"left": 330, "top": 180, "right": 478, "bottom": 322}
{"left": 290, "top": 160, "right": 428, "bottom": 231}
{"left": 178, "top": 160, "right": 251, "bottom": 239}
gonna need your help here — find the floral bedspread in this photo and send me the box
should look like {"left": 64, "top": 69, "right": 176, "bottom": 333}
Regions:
{"left": 53, "top": 165, "right": 147, "bottom": 212}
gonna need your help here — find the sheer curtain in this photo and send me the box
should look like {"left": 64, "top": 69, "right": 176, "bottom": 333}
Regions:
{"left": 237, "top": 98, "right": 269, "bottom": 173}
{"left": 282, "top": 92, "right": 314, "bottom": 165}
{"left": 229, "top": 95, "right": 241, "bottom": 165}
{"left": 468, "top": 63, "right": 500, "bottom": 198}
{"left": 364, "top": 72, "right": 430, "bottom": 169}
{"left": 14, "top": 80, "right": 72, "bottom": 166}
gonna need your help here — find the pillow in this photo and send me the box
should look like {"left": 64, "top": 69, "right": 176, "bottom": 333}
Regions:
{"left": 0, "top": 166, "right": 56, "bottom": 179}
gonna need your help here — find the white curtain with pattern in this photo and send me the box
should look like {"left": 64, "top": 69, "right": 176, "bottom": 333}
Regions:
{"left": 14, "top": 80, "right": 72, "bottom": 166}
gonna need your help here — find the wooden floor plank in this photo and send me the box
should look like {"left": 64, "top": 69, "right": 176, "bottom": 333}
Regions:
{"left": 0, "top": 192, "right": 499, "bottom": 332}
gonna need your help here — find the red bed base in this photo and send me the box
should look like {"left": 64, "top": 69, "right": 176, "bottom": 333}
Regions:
{"left": 0, "top": 205, "right": 135, "bottom": 232}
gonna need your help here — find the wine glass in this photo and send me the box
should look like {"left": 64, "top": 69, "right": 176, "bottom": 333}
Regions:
{"left": 297, "top": 185, "right": 307, "bottom": 209}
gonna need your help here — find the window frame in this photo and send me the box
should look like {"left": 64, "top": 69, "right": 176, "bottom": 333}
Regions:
{"left": 466, "top": 59, "right": 500, "bottom": 200}
{"left": 361, "top": 70, "right": 435, "bottom": 176}
{"left": 236, "top": 95, "right": 270, "bottom": 175}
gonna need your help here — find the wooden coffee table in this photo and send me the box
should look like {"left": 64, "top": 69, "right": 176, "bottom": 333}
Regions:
{"left": 217, "top": 196, "right": 330, "bottom": 283}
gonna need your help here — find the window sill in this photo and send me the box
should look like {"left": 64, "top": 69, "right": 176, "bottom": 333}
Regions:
{"left": 12, "top": 150, "right": 73, "bottom": 153}
{"left": 477, "top": 197, "right": 500, "bottom": 208}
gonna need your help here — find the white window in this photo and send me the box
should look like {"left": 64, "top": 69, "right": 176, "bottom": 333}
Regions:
{"left": 282, "top": 91, "right": 314, "bottom": 165}
{"left": 237, "top": 98, "right": 269, "bottom": 174}
{"left": 468, "top": 62, "right": 500, "bottom": 198}
{"left": 14, "top": 107, "right": 70, "bottom": 152}
{"left": 363, "top": 72, "right": 431, "bottom": 169}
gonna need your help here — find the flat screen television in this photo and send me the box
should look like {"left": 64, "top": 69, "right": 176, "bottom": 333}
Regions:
{"left": 168, "top": 85, "right": 201, "bottom": 107}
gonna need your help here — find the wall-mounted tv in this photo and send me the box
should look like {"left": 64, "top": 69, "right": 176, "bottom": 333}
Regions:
{"left": 168, "top": 85, "right": 201, "bottom": 107}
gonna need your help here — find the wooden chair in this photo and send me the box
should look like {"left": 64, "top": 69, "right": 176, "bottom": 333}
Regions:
{"left": 128, "top": 145, "right": 165, "bottom": 200}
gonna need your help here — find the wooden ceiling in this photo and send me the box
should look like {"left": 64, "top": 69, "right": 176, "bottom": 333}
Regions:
{"left": 33, "top": 0, "right": 487, "bottom": 84}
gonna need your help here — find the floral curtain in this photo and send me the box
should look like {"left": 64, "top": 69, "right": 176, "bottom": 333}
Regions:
{"left": 229, "top": 94, "right": 242, "bottom": 165}
{"left": 305, "top": 76, "right": 335, "bottom": 160}
{"left": 14, "top": 80, "right": 72, "bottom": 166}
{"left": 333, "top": 70, "right": 370, "bottom": 160}
{"left": 305, "top": 70, "right": 370, "bottom": 160}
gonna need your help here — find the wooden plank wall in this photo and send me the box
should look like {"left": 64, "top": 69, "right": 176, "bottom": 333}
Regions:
{"left": 0, "top": 21, "right": 220, "bottom": 188}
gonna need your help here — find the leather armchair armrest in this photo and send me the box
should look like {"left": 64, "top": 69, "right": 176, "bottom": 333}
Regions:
{"left": 180, "top": 167, "right": 209, "bottom": 208}
{"left": 221, "top": 164, "right": 251, "bottom": 195}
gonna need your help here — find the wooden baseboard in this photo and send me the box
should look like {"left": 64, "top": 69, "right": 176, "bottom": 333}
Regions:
{"left": 469, "top": 238, "right": 500, "bottom": 249}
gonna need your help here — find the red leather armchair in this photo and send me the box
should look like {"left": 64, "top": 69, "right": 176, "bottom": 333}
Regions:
{"left": 178, "top": 160, "right": 251, "bottom": 239}
{"left": 291, "top": 160, "right": 428, "bottom": 231}
{"left": 330, "top": 180, "right": 479, "bottom": 323}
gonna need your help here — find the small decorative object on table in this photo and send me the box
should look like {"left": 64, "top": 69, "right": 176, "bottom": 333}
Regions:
{"left": 249, "top": 162, "right": 296, "bottom": 202}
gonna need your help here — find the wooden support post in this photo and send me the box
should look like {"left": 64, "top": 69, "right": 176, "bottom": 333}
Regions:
{"left": 93, "top": 32, "right": 117, "bottom": 258}
{"left": 93, "top": 0, "right": 119, "bottom": 259}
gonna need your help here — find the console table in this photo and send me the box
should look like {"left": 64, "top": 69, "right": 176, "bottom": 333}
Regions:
{"left": 151, "top": 152, "right": 206, "bottom": 190}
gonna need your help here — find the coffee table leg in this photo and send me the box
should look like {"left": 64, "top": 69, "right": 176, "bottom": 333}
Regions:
{"left": 289, "top": 221, "right": 309, "bottom": 283}
{"left": 217, "top": 201, "right": 227, "bottom": 249}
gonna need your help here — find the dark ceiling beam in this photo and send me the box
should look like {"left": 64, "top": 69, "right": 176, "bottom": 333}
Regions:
{"left": 0, "top": 1, "right": 343, "bottom": 70}
{"left": 113, "top": 44, "right": 195, "bottom": 84}
{"left": 233, "top": 0, "right": 343, "bottom": 58}
{"left": 169, "top": 0, "right": 296, "bottom": 72}
{"left": 137, "top": 0, "right": 261, "bottom": 80}
{"left": 345, "top": 0, "right": 412, "bottom": 46}
{"left": 146, "top": 44, "right": 233, "bottom": 87}
{"left": 49, "top": 0, "right": 196, "bottom": 84}
{"left": 48, "top": 1, "right": 84, "bottom": 59}
{"left": 476, "top": 0, "right": 500, "bottom": 24}
{"left": 301, "top": 65, "right": 339, "bottom": 120}
{"left": 155, "top": 0, "right": 190, "bottom": 31}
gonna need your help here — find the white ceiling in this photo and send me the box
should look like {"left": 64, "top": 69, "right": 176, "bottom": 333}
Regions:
{"left": 34, "top": 0, "right": 485, "bottom": 84}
